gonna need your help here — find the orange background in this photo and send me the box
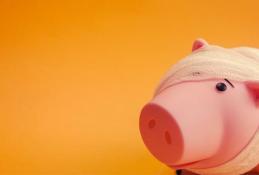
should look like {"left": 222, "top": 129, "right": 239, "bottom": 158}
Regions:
{"left": 0, "top": 1, "right": 259, "bottom": 175}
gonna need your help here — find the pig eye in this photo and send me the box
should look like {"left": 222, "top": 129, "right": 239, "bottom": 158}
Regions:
{"left": 216, "top": 82, "right": 227, "bottom": 92}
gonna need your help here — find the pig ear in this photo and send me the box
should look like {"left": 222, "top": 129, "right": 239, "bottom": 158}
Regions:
{"left": 192, "top": 38, "right": 209, "bottom": 52}
{"left": 245, "top": 81, "right": 259, "bottom": 107}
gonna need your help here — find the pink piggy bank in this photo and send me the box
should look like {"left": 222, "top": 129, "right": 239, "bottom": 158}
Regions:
{"left": 139, "top": 39, "right": 259, "bottom": 175}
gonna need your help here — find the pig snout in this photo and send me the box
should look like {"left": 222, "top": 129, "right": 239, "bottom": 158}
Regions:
{"left": 139, "top": 103, "right": 184, "bottom": 164}
{"left": 139, "top": 81, "right": 225, "bottom": 168}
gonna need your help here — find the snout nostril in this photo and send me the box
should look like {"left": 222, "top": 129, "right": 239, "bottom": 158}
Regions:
{"left": 165, "top": 131, "right": 172, "bottom": 144}
{"left": 148, "top": 119, "right": 156, "bottom": 129}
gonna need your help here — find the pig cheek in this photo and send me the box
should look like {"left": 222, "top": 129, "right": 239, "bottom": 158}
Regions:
{"left": 217, "top": 84, "right": 259, "bottom": 152}
{"left": 221, "top": 84, "right": 257, "bottom": 121}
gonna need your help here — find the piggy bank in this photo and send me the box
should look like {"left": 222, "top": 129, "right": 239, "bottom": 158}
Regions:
{"left": 139, "top": 39, "right": 259, "bottom": 175}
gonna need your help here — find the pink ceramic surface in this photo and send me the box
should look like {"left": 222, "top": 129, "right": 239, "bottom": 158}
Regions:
{"left": 139, "top": 79, "right": 259, "bottom": 169}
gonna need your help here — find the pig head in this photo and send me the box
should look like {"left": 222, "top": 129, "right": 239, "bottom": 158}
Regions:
{"left": 139, "top": 39, "right": 259, "bottom": 174}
